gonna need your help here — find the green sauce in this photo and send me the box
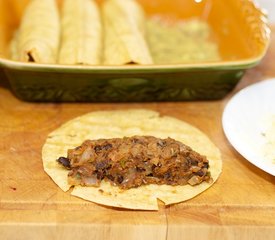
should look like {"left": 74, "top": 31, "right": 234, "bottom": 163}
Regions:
{"left": 146, "top": 17, "right": 221, "bottom": 64}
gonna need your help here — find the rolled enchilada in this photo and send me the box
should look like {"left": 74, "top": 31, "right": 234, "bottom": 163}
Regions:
{"left": 58, "top": 0, "right": 102, "bottom": 65}
{"left": 102, "top": 0, "right": 153, "bottom": 65}
{"left": 12, "top": 0, "right": 60, "bottom": 64}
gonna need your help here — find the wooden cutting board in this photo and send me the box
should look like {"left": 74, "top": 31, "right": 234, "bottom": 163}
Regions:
{"left": 1, "top": 28, "right": 275, "bottom": 240}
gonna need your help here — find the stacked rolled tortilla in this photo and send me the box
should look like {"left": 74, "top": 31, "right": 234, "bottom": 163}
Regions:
{"left": 11, "top": 0, "right": 60, "bottom": 64}
{"left": 58, "top": 0, "right": 102, "bottom": 65}
{"left": 11, "top": 0, "right": 153, "bottom": 66}
{"left": 102, "top": 0, "right": 153, "bottom": 65}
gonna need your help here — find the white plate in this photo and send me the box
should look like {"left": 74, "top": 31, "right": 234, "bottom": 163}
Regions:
{"left": 222, "top": 79, "right": 275, "bottom": 176}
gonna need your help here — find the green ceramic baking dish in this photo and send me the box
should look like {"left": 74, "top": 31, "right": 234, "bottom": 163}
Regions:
{"left": 0, "top": 0, "right": 270, "bottom": 102}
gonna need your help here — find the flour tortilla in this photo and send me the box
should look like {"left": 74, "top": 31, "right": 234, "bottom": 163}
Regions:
{"left": 42, "top": 109, "right": 222, "bottom": 210}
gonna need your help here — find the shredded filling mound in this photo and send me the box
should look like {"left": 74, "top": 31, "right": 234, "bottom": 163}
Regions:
{"left": 57, "top": 136, "right": 211, "bottom": 189}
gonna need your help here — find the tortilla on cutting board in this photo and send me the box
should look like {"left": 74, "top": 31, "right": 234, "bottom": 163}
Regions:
{"left": 42, "top": 109, "right": 222, "bottom": 210}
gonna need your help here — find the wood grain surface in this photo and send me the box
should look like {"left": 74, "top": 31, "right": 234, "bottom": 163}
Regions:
{"left": 0, "top": 27, "right": 275, "bottom": 240}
